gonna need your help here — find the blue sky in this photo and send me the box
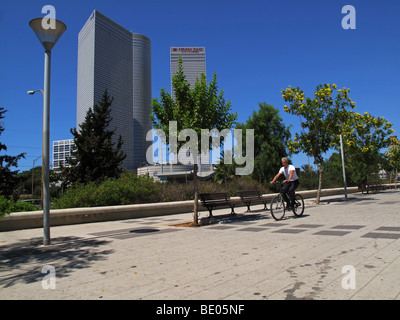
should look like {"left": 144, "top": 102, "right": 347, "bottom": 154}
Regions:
{"left": 1, "top": 0, "right": 399, "bottom": 172}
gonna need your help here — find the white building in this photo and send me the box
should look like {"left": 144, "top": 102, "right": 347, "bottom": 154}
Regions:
{"left": 137, "top": 163, "right": 214, "bottom": 183}
{"left": 53, "top": 139, "right": 75, "bottom": 169}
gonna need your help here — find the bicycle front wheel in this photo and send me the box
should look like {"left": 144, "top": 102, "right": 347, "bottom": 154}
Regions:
{"left": 292, "top": 194, "right": 305, "bottom": 217}
{"left": 270, "top": 196, "right": 285, "bottom": 221}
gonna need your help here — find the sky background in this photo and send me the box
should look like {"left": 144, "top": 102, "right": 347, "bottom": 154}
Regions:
{"left": 1, "top": 0, "right": 399, "bottom": 173}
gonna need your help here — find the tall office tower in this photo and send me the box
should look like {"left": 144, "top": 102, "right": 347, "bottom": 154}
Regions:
{"left": 77, "top": 10, "right": 151, "bottom": 171}
{"left": 170, "top": 47, "right": 206, "bottom": 98}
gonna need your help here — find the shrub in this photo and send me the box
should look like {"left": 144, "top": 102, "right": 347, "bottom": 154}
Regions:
{"left": 52, "top": 172, "right": 160, "bottom": 209}
{"left": 152, "top": 176, "right": 268, "bottom": 203}
{"left": 0, "top": 195, "right": 40, "bottom": 217}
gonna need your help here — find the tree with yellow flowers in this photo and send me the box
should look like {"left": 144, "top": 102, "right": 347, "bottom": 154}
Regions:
{"left": 386, "top": 136, "right": 400, "bottom": 188}
{"left": 281, "top": 84, "right": 356, "bottom": 204}
{"left": 339, "top": 111, "right": 394, "bottom": 183}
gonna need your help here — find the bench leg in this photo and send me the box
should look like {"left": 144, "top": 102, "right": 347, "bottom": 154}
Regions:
{"left": 230, "top": 206, "right": 235, "bottom": 215}
{"left": 207, "top": 208, "right": 213, "bottom": 218}
{"left": 246, "top": 204, "right": 251, "bottom": 212}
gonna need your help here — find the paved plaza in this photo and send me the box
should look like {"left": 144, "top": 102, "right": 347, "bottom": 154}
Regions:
{"left": 0, "top": 189, "right": 399, "bottom": 300}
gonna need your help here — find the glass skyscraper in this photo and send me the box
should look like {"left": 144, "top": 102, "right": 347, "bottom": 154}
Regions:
{"left": 77, "top": 10, "right": 152, "bottom": 171}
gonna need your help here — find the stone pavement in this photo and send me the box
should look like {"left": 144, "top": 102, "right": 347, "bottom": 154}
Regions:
{"left": 0, "top": 189, "right": 399, "bottom": 300}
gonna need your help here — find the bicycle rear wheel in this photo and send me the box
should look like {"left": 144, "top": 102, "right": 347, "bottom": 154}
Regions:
{"left": 270, "top": 196, "right": 285, "bottom": 220}
{"left": 292, "top": 194, "right": 305, "bottom": 217}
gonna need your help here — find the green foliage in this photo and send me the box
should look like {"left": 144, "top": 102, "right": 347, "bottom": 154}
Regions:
{"left": 386, "top": 137, "right": 400, "bottom": 186}
{"left": 151, "top": 57, "right": 237, "bottom": 151}
{"left": 386, "top": 137, "right": 400, "bottom": 172}
{"left": 66, "top": 89, "right": 126, "bottom": 186}
{"left": 52, "top": 172, "right": 159, "bottom": 209}
{"left": 297, "top": 164, "right": 319, "bottom": 190}
{"left": 282, "top": 84, "right": 354, "bottom": 165}
{"left": 212, "top": 149, "right": 236, "bottom": 189}
{"left": 213, "top": 162, "right": 236, "bottom": 189}
{"left": 0, "top": 107, "right": 26, "bottom": 197}
{"left": 321, "top": 153, "right": 347, "bottom": 187}
{"left": 236, "top": 102, "right": 291, "bottom": 183}
{"left": 52, "top": 172, "right": 268, "bottom": 210}
{"left": 340, "top": 111, "right": 394, "bottom": 181}
{"left": 0, "top": 195, "right": 39, "bottom": 217}
{"left": 16, "top": 166, "right": 42, "bottom": 196}
{"left": 224, "top": 176, "right": 268, "bottom": 196}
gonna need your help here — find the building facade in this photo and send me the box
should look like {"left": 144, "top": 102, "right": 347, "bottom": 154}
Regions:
{"left": 52, "top": 139, "right": 75, "bottom": 169}
{"left": 77, "top": 10, "right": 152, "bottom": 171}
{"left": 137, "top": 163, "right": 214, "bottom": 183}
{"left": 170, "top": 47, "right": 206, "bottom": 98}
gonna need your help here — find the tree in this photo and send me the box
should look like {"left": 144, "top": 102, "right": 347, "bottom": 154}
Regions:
{"left": 282, "top": 84, "right": 355, "bottom": 204}
{"left": 0, "top": 107, "right": 25, "bottom": 197}
{"left": 387, "top": 136, "right": 400, "bottom": 188}
{"left": 16, "top": 166, "right": 42, "bottom": 196}
{"left": 322, "top": 152, "right": 352, "bottom": 188}
{"left": 213, "top": 150, "right": 235, "bottom": 190}
{"left": 340, "top": 111, "right": 394, "bottom": 182}
{"left": 236, "top": 102, "right": 291, "bottom": 183}
{"left": 151, "top": 57, "right": 237, "bottom": 225}
{"left": 298, "top": 163, "right": 319, "bottom": 190}
{"left": 66, "top": 90, "right": 126, "bottom": 185}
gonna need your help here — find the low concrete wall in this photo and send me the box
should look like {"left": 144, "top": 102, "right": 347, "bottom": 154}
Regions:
{"left": 0, "top": 185, "right": 375, "bottom": 232}
{"left": 0, "top": 200, "right": 195, "bottom": 232}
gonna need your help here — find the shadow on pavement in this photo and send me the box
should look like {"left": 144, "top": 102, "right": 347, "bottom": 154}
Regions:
{"left": 199, "top": 212, "right": 270, "bottom": 226}
{"left": 317, "top": 195, "right": 377, "bottom": 204}
{"left": 0, "top": 236, "right": 113, "bottom": 288}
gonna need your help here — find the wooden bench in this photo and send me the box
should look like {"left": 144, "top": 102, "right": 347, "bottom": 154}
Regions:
{"left": 238, "top": 190, "right": 269, "bottom": 212}
{"left": 199, "top": 192, "right": 235, "bottom": 218}
{"left": 367, "top": 180, "right": 384, "bottom": 192}
{"left": 358, "top": 180, "right": 384, "bottom": 194}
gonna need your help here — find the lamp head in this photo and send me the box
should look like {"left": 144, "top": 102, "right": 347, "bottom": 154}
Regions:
{"left": 29, "top": 17, "right": 66, "bottom": 51}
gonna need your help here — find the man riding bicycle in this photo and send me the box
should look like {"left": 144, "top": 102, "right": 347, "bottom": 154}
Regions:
{"left": 270, "top": 157, "right": 300, "bottom": 210}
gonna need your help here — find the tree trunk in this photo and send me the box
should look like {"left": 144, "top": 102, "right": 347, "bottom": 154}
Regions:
{"left": 396, "top": 168, "right": 398, "bottom": 189}
{"left": 193, "top": 164, "right": 199, "bottom": 226}
{"left": 316, "top": 165, "right": 323, "bottom": 204}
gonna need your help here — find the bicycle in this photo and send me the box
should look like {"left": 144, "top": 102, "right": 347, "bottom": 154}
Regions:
{"left": 270, "top": 181, "right": 305, "bottom": 221}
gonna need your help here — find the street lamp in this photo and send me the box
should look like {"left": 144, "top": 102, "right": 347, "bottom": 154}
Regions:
{"left": 27, "top": 89, "right": 44, "bottom": 95}
{"left": 29, "top": 17, "right": 66, "bottom": 245}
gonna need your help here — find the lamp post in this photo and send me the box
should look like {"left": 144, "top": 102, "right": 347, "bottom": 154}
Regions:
{"left": 29, "top": 17, "right": 66, "bottom": 245}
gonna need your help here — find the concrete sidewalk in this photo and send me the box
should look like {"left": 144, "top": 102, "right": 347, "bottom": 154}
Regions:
{"left": 0, "top": 189, "right": 399, "bottom": 300}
